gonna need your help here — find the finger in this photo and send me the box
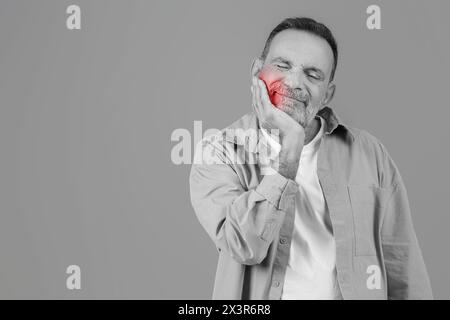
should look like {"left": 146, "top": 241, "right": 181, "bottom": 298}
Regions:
{"left": 257, "top": 79, "right": 273, "bottom": 110}
{"left": 252, "top": 75, "right": 258, "bottom": 87}
{"left": 251, "top": 85, "right": 258, "bottom": 116}
{"left": 256, "top": 79, "right": 272, "bottom": 116}
{"left": 255, "top": 82, "right": 265, "bottom": 115}
{"left": 252, "top": 84, "right": 262, "bottom": 120}
{"left": 256, "top": 88, "right": 265, "bottom": 120}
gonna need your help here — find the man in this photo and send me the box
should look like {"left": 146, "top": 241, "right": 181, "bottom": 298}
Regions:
{"left": 189, "top": 17, "right": 432, "bottom": 300}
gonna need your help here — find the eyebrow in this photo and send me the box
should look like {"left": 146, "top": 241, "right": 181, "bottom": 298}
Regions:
{"left": 269, "top": 57, "right": 290, "bottom": 64}
{"left": 269, "top": 57, "right": 325, "bottom": 78}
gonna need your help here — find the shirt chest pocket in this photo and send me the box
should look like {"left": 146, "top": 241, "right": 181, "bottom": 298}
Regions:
{"left": 347, "top": 185, "right": 388, "bottom": 256}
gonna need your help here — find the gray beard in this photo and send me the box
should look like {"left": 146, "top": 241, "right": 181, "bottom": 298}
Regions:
{"left": 278, "top": 101, "right": 317, "bottom": 128}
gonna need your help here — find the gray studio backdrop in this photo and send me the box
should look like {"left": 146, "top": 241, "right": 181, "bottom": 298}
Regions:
{"left": 0, "top": 0, "right": 449, "bottom": 299}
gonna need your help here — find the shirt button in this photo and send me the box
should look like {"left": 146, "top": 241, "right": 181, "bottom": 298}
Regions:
{"left": 279, "top": 237, "right": 287, "bottom": 245}
{"left": 273, "top": 281, "right": 280, "bottom": 287}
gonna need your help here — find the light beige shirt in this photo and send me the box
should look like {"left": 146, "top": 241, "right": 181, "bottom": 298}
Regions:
{"left": 189, "top": 106, "right": 433, "bottom": 300}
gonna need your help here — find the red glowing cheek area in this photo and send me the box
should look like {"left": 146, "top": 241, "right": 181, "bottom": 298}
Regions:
{"left": 257, "top": 66, "right": 284, "bottom": 107}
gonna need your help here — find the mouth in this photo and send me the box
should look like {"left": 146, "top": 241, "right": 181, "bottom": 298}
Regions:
{"left": 274, "top": 92, "right": 307, "bottom": 105}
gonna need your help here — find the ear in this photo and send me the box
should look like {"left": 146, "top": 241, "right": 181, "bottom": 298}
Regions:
{"left": 322, "top": 82, "right": 336, "bottom": 106}
{"left": 250, "top": 57, "right": 264, "bottom": 78}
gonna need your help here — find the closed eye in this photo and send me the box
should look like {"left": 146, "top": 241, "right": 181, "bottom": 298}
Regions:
{"left": 307, "top": 72, "right": 322, "bottom": 81}
{"left": 275, "top": 64, "right": 289, "bottom": 70}
{"left": 305, "top": 67, "right": 325, "bottom": 81}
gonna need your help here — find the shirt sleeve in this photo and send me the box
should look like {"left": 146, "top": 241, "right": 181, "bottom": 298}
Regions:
{"left": 380, "top": 161, "right": 433, "bottom": 299}
{"left": 189, "top": 138, "right": 298, "bottom": 265}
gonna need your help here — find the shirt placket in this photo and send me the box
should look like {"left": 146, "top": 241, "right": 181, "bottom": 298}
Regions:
{"left": 268, "top": 185, "right": 296, "bottom": 300}
{"left": 317, "top": 135, "right": 355, "bottom": 300}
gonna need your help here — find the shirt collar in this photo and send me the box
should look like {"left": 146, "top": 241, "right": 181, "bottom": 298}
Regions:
{"left": 223, "top": 106, "right": 355, "bottom": 153}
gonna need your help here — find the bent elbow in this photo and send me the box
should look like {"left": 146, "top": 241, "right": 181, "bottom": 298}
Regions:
{"left": 224, "top": 239, "right": 268, "bottom": 266}
{"left": 230, "top": 251, "right": 266, "bottom": 266}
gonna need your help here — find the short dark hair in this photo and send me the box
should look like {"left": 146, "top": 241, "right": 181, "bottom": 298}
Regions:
{"left": 261, "top": 17, "right": 338, "bottom": 81}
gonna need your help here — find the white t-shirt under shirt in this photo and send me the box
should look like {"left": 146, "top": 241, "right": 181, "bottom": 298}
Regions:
{"left": 261, "top": 116, "right": 343, "bottom": 300}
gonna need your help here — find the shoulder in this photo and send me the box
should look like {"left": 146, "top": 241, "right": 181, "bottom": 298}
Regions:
{"left": 346, "top": 125, "right": 401, "bottom": 188}
{"left": 193, "top": 112, "right": 257, "bottom": 163}
{"left": 201, "top": 112, "right": 257, "bottom": 146}
{"left": 351, "top": 126, "right": 385, "bottom": 150}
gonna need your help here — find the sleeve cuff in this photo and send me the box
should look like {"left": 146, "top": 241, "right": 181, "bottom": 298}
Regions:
{"left": 255, "top": 172, "right": 298, "bottom": 209}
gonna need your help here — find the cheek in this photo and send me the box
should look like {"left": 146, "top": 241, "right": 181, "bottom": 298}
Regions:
{"left": 309, "top": 88, "right": 325, "bottom": 105}
{"left": 271, "top": 92, "right": 283, "bottom": 107}
{"left": 258, "top": 67, "right": 283, "bottom": 107}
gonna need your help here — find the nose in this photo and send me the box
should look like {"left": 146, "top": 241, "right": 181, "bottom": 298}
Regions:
{"left": 283, "top": 71, "right": 307, "bottom": 92}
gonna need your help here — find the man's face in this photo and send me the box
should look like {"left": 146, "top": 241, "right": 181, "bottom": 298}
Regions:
{"left": 257, "top": 30, "right": 335, "bottom": 128}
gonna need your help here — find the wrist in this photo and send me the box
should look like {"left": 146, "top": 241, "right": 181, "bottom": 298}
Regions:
{"left": 276, "top": 146, "right": 302, "bottom": 181}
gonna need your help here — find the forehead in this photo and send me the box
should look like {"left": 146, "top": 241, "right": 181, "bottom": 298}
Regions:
{"left": 265, "top": 29, "right": 334, "bottom": 75}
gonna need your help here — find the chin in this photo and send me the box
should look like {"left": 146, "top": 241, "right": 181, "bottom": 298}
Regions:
{"left": 278, "top": 104, "right": 307, "bottom": 127}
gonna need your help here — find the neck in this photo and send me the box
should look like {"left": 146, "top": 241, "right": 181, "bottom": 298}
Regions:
{"left": 304, "top": 117, "right": 321, "bottom": 145}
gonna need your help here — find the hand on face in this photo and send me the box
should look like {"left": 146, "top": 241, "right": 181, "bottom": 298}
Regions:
{"left": 254, "top": 63, "right": 313, "bottom": 130}
{"left": 251, "top": 63, "right": 305, "bottom": 180}
{"left": 251, "top": 62, "right": 305, "bottom": 141}
{"left": 258, "top": 66, "right": 309, "bottom": 109}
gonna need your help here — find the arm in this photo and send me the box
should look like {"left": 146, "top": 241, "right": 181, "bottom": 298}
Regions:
{"left": 189, "top": 139, "right": 298, "bottom": 265}
{"left": 189, "top": 59, "right": 303, "bottom": 266}
{"left": 380, "top": 165, "right": 433, "bottom": 299}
